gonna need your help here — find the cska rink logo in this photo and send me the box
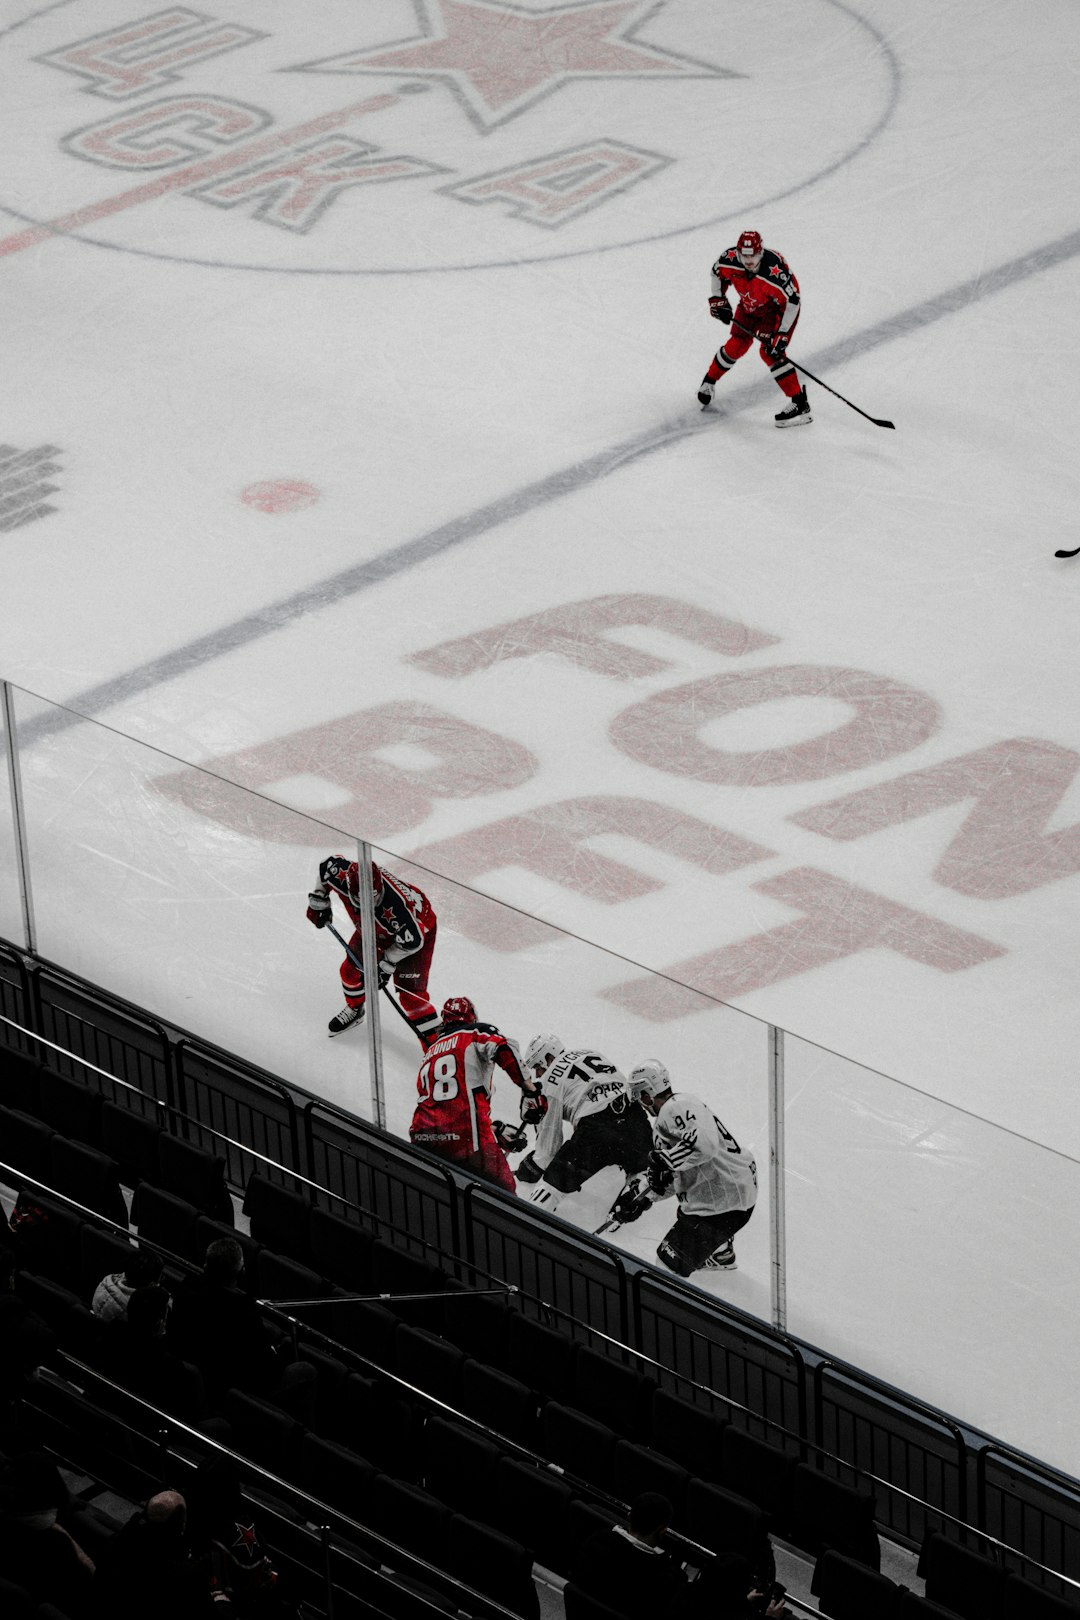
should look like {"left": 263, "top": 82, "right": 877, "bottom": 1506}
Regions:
{"left": 0, "top": 0, "right": 892, "bottom": 272}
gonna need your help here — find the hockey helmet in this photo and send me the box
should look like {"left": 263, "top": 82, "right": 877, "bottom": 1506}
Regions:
{"left": 523, "top": 1032, "right": 564, "bottom": 1079}
{"left": 736, "top": 229, "right": 763, "bottom": 271}
{"left": 628, "top": 1059, "right": 672, "bottom": 1114}
{"left": 440, "top": 995, "right": 477, "bottom": 1029}
{"left": 371, "top": 860, "right": 383, "bottom": 900}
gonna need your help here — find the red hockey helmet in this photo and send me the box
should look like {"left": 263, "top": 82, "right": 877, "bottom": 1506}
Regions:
{"left": 737, "top": 229, "right": 763, "bottom": 270}
{"left": 440, "top": 996, "right": 477, "bottom": 1028}
{"left": 371, "top": 861, "right": 383, "bottom": 900}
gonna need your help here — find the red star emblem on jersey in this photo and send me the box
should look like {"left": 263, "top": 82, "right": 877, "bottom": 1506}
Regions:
{"left": 297, "top": 0, "right": 740, "bottom": 132}
{"left": 233, "top": 1522, "right": 260, "bottom": 1554}
{"left": 380, "top": 904, "right": 399, "bottom": 926}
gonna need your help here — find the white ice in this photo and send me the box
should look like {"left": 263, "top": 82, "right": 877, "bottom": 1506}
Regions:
{"left": 2, "top": 0, "right": 1079, "bottom": 1473}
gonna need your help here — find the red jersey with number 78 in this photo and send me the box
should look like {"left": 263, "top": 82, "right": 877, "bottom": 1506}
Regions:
{"left": 410, "top": 1027, "right": 522, "bottom": 1151}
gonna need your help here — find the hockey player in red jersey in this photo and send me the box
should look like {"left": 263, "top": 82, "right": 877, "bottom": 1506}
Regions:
{"left": 697, "top": 229, "right": 811, "bottom": 427}
{"left": 409, "top": 996, "right": 537, "bottom": 1193}
{"left": 306, "top": 855, "right": 438, "bottom": 1039}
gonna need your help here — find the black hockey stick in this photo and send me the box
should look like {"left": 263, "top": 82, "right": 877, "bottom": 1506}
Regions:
{"left": 1054, "top": 543, "right": 1080, "bottom": 558}
{"left": 325, "top": 920, "right": 417, "bottom": 1034}
{"left": 727, "top": 317, "right": 895, "bottom": 429}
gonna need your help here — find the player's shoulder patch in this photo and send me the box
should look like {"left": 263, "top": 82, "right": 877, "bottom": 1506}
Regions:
{"left": 761, "top": 249, "right": 794, "bottom": 289}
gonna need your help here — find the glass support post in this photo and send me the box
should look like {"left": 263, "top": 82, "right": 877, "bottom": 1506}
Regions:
{"left": 1, "top": 681, "right": 36, "bottom": 952}
{"left": 768, "top": 1022, "right": 787, "bottom": 1332}
{"left": 357, "top": 839, "right": 386, "bottom": 1130}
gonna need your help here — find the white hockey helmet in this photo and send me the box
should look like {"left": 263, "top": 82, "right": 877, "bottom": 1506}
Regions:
{"left": 628, "top": 1059, "right": 672, "bottom": 1114}
{"left": 523, "top": 1032, "right": 564, "bottom": 1079}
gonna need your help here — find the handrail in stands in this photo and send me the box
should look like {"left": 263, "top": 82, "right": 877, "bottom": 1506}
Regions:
{"left": 28, "top": 1357, "right": 529, "bottom": 1620}
{"left": 4, "top": 936, "right": 1080, "bottom": 1591}
{"left": 5, "top": 1157, "right": 1080, "bottom": 1599}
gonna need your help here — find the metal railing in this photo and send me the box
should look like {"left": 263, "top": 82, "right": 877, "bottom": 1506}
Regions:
{"left": 3, "top": 942, "right": 1080, "bottom": 1599}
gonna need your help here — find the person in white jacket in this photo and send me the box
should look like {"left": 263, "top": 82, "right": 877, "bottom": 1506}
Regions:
{"left": 91, "top": 1249, "right": 164, "bottom": 1322}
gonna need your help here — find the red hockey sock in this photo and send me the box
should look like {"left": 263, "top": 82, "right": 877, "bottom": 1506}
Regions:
{"left": 778, "top": 373, "right": 801, "bottom": 399}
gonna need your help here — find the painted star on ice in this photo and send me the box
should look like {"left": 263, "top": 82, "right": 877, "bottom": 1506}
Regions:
{"left": 297, "top": 0, "right": 740, "bottom": 131}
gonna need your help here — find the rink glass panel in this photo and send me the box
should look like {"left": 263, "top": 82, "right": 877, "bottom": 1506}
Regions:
{"left": 781, "top": 1032, "right": 1080, "bottom": 1477}
{"left": 0, "top": 691, "right": 24, "bottom": 947}
{"left": 8, "top": 686, "right": 376, "bottom": 1119}
{"left": 379, "top": 846, "right": 773, "bottom": 1316}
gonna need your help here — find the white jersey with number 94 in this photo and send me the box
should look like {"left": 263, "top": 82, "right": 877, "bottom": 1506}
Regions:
{"left": 653, "top": 1092, "right": 757, "bottom": 1218}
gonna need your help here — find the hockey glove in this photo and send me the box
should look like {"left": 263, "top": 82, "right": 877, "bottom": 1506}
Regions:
{"left": 610, "top": 1172, "right": 654, "bottom": 1226}
{"left": 520, "top": 1085, "right": 548, "bottom": 1129}
{"left": 646, "top": 1149, "right": 675, "bottom": 1198}
{"left": 709, "top": 297, "right": 733, "bottom": 324}
{"left": 764, "top": 332, "right": 788, "bottom": 360}
{"left": 494, "top": 1119, "right": 529, "bottom": 1154}
{"left": 306, "top": 889, "right": 332, "bottom": 929}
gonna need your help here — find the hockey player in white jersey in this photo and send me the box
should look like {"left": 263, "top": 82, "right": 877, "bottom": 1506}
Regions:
{"left": 608, "top": 1060, "right": 757, "bottom": 1276}
{"left": 515, "top": 1034, "right": 653, "bottom": 1214}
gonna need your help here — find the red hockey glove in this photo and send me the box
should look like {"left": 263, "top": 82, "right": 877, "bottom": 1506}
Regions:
{"left": 520, "top": 1085, "right": 548, "bottom": 1129}
{"left": 306, "top": 889, "right": 331, "bottom": 929}
{"left": 708, "top": 297, "right": 733, "bottom": 324}
{"left": 764, "top": 331, "right": 789, "bottom": 360}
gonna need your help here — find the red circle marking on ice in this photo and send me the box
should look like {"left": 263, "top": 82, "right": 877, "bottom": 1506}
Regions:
{"left": 241, "top": 479, "right": 320, "bottom": 513}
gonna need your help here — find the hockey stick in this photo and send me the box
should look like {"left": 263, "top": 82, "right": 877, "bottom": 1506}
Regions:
{"left": 1054, "top": 543, "right": 1080, "bottom": 558}
{"left": 324, "top": 920, "right": 417, "bottom": 1034}
{"left": 726, "top": 317, "right": 895, "bottom": 430}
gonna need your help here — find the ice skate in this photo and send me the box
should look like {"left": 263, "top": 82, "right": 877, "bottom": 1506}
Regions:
{"left": 774, "top": 387, "right": 812, "bottom": 427}
{"left": 697, "top": 375, "right": 715, "bottom": 408}
{"left": 328, "top": 1003, "right": 364, "bottom": 1036}
{"left": 704, "top": 1240, "right": 737, "bottom": 1271}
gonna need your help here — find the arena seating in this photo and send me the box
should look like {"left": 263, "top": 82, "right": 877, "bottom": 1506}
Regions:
{"left": 5, "top": 1001, "right": 1080, "bottom": 1620}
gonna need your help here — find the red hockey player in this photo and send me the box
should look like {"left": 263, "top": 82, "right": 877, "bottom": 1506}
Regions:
{"left": 306, "top": 855, "right": 438, "bottom": 1039}
{"left": 409, "top": 996, "right": 539, "bottom": 1193}
{"left": 697, "top": 229, "right": 811, "bottom": 427}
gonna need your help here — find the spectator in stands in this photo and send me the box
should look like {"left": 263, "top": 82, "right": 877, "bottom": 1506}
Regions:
{"left": 91, "top": 1246, "right": 164, "bottom": 1322}
{"left": 0, "top": 1450, "right": 96, "bottom": 1615}
{"left": 187, "top": 1455, "right": 297, "bottom": 1616}
{"left": 94, "top": 1488, "right": 215, "bottom": 1618}
{"left": 0, "top": 1244, "right": 56, "bottom": 1402}
{"left": 570, "top": 1493, "right": 688, "bottom": 1620}
{"left": 692, "top": 1549, "right": 790, "bottom": 1620}
{"left": 169, "top": 1238, "right": 315, "bottom": 1420}
{"left": 97, "top": 1282, "right": 205, "bottom": 1421}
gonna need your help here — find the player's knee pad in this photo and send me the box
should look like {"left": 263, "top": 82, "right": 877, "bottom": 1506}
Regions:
{"left": 514, "top": 1151, "right": 544, "bottom": 1184}
{"left": 656, "top": 1237, "right": 694, "bottom": 1278}
{"left": 543, "top": 1157, "right": 583, "bottom": 1195}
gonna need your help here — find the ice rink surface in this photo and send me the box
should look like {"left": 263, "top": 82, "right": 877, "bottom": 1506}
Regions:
{"left": 2, "top": 0, "right": 1080, "bottom": 1471}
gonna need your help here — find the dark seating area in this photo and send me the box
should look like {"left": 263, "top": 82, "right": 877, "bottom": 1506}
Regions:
{"left": 4, "top": 992, "right": 1080, "bottom": 1620}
